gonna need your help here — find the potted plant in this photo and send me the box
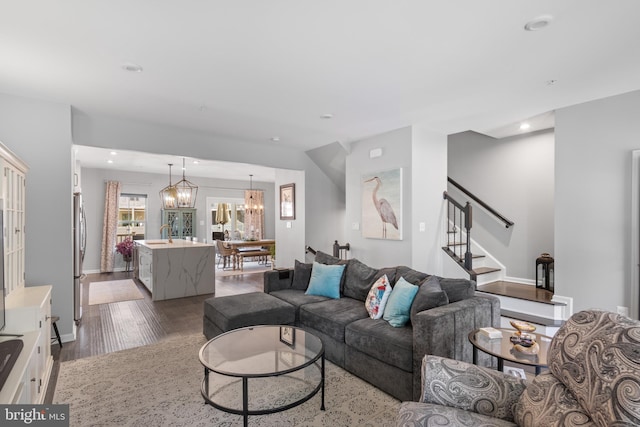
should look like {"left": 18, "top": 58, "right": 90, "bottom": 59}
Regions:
{"left": 269, "top": 244, "right": 276, "bottom": 269}
{"left": 116, "top": 237, "right": 134, "bottom": 262}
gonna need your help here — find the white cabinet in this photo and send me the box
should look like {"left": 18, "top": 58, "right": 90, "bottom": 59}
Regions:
{"left": 2, "top": 286, "right": 53, "bottom": 404}
{"left": 136, "top": 244, "right": 153, "bottom": 292}
{"left": 1, "top": 142, "right": 28, "bottom": 295}
{"left": 0, "top": 332, "right": 38, "bottom": 404}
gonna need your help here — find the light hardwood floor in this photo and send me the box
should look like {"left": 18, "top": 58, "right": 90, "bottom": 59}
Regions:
{"left": 45, "top": 266, "right": 266, "bottom": 403}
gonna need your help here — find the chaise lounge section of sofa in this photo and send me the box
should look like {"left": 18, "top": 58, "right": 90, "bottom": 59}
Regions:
{"left": 264, "top": 251, "right": 500, "bottom": 401}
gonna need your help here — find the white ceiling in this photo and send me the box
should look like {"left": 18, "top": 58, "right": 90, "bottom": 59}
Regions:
{"left": 73, "top": 145, "right": 277, "bottom": 182}
{"left": 3, "top": 1, "right": 640, "bottom": 168}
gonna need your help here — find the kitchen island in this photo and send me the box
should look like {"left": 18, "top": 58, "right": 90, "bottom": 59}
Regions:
{"left": 135, "top": 239, "right": 215, "bottom": 301}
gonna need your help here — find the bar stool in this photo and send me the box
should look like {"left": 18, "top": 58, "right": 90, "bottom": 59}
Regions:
{"left": 51, "top": 315, "right": 62, "bottom": 347}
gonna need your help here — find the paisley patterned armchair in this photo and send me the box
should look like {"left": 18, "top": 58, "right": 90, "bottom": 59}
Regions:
{"left": 397, "top": 310, "right": 640, "bottom": 427}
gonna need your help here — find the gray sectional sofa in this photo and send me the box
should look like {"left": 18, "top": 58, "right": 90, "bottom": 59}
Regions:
{"left": 264, "top": 251, "right": 501, "bottom": 401}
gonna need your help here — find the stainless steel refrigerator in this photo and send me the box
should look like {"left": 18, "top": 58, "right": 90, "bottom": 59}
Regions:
{"left": 73, "top": 192, "right": 86, "bottom": 323}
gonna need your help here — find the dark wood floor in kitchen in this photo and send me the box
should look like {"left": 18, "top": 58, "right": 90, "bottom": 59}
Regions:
{"left": 45, "top": 268, "right": 264, "bottom": 403}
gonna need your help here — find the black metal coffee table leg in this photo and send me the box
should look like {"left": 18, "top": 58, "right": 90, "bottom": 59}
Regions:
{"left": 321, "top": 354, "right": 325, "bottom": 410}
{"left": 243, "top": 377, "right": 249, "bottom": 427}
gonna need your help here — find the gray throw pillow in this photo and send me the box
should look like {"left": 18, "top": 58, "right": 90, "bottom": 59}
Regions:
{"left": 437, "top": 277, "right": 475, "bottom": 302}
{"left": 292, "top": 259, "right": 313, "bottom": 290}
{"left": 395, "top": 266, "right": 429, "bottom": 286}
{"left": 343, "top": 258, "right": 379, "bottom": 301}
{"left": 314, "top": 250, "right": 342, "bottom": 265}
{"left": 410, "top": 276, "right": 449, "bottom": 320}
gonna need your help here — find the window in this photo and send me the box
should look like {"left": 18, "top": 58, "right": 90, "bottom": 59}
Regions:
{"left": 212, "top": 202, "right": 245, "bottom": 239}
{"left": 118, "top": 194, "right": 147, "bottom": 241}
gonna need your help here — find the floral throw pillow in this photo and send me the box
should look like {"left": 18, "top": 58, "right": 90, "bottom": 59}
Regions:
{"left": 364, "top": 275, "right": 392, "bottom": 319}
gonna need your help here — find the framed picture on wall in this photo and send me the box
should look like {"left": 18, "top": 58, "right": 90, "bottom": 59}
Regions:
{"left": 362, "top": 168, "right": 402, "bottom": 240}
{"left": 280, "top": 183, "right": 295, "bottom": 220}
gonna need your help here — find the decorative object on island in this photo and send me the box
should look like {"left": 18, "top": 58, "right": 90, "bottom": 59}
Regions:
{"left": 509, "top": 320, "right": 539, "bottom": 354}
{"left": 535, "top": 252, "right": 554, "bottom": 292}
{"left": 362, "top": 168, "right": 402, "bottom": 240}
{"left": 279, "top": 183, "right": 295, "bottom": 220}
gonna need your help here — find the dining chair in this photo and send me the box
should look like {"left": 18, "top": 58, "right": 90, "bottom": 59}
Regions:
{"left": 215, "top": 239, "right": 236, "bottom": 270}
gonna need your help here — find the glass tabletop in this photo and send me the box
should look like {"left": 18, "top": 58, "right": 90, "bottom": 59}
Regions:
{"left": 469, "top": 328, "right": 552, "bottom": 368}
{"left": 199, "top": 325, "right": 323, "bottom": 377}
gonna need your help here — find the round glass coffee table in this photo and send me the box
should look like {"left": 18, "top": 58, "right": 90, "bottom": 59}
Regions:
{"left": 469, "top": 328, "right": 552, "bottom": 375}
{"left": 199, "top": 325, "right": 325, "bottom": 426}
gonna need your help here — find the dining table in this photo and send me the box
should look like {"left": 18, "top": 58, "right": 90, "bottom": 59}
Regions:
{"left": 225, "top": 239, "right": 275, "bottom": 270}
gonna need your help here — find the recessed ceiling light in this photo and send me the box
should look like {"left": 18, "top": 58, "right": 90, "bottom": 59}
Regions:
{"left": 122, "top": 62, "right": 143, "bottom": 72}
{"left": 271, "top": 137, "right": 280, "bottom": 142}
{"left": 520, "top": 123, "right": 531, "bottom": 130}
{"left": 110, "top": 151, "right": 117, "bottom": 156}
{"left": 524, "top": 15, "right": 553, "bottom": 31}
{"left": 107, "top": 159, "right": 114, "bottom": 164}
{"left": 193, "top": 160, "right": 200, "bottom": 165}
{"left": 321, "top": 113, "right": 333, "bottom": 119}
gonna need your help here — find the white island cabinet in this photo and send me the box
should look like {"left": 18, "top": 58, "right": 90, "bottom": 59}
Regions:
{"left": 134, "top": 240, "right": 215, "bottom": 301}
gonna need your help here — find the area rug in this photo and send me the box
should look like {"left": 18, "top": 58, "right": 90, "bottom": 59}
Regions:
{"left": 88, "top": 279, "right": 144, "bottom": 305}
{"left": 53, "top": 333, "right": 400, "bottom": 426}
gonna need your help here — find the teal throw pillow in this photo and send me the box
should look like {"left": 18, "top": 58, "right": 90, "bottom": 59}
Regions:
{"left": 305, "top": 262, "right": 345, "bottom": 299}
{"left": 383, "top": 277, "right": 419, "bottom": 327}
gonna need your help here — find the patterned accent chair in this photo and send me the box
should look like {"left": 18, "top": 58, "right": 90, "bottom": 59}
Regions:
{"left": 397, "top": 310, "right": 640, "bottom": 427}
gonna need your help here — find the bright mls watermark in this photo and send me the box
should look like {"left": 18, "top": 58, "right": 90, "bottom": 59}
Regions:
{"left": 1, "top": 405, "right": 69, "bottom": 426}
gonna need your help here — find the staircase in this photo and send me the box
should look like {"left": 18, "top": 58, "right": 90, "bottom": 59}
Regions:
{"left": 443, "top": 240, "right": 566, "bottom": 335}
{"left": 443, "top": 186, "right": 567, "bottom": 335}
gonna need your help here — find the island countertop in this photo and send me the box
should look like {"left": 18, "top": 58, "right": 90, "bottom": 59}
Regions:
{"left": 136, "top": 239, "right": 214, "bottom": 249}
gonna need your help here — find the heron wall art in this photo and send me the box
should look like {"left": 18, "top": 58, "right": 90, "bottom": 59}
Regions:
{"left": 362, "top": 168, "right": 402, "bottom": 240}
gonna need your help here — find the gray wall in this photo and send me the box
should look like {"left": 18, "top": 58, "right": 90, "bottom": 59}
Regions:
{"left": 555, "top": 89, "right": 640, "bottom": 315}
{"left": 345, "top": 127, "right": 413, "bottom": 267}
{"left": 344, "top": 126, "right": 448, "bottom": 271}
{"left": 448, "top": 129, "right": 555, "bottom": 281}
{"left": 72, "top": 111, "right": 344, "bottom": 267}
{"left": 0, "top": 93, "right": 73, "bottom": 338}
{"left": 412, "top": 125, "right": 448, "bottom": 274}
{"left": 0, "top": 94, "right": 345, "bottom": 338}
{"left": 81, "top": 167, "right": 275, "bottom": 273}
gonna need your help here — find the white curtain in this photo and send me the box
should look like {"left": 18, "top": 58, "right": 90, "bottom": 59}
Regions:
{"left": 100, "top": 181, "right": 121, "bottom": 272}
{"left": 244, "top": 190, "right": 264, "bottom": 240}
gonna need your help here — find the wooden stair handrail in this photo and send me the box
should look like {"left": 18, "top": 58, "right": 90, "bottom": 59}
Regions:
{"left": 448, "top": 177, "right": 514, "bottom": 228}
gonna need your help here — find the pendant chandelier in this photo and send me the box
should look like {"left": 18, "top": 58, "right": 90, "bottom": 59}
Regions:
{"left": 159, "top": 163, "right": 178, "bottom": 209}
{"left": 173, "top": 157, "right": 198, "bottom": 208}
{"left": 159, "top": 159, "right": 198, "bottom": 209}
{"left": 245, "top": 174, "right": 263, "bottom": 214}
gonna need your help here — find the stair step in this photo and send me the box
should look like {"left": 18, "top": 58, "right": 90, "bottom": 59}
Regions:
{"left": 477, "top": 281, "right": 563, "bottom": 305}
{"left": 500, "top": 309, "right": 564, "bottom": 327}
{"left": 473, "top": 267, "right": 501, "bottom": 275}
